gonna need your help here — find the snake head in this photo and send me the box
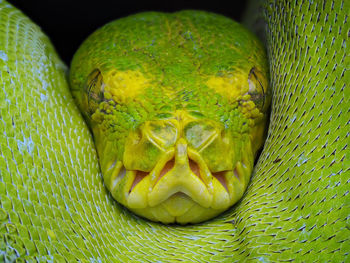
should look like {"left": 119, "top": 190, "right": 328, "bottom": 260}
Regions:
{"left": 70, "top": 11, "right": 270, "bottom": 224}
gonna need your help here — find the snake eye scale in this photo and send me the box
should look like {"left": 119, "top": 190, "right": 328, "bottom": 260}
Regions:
{"left": 1, "top": 0, "right": 349, "bottom": 262}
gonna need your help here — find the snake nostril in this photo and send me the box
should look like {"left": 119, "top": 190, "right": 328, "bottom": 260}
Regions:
{"left": 212, "top": 171, "right": 228, "bottom": 192}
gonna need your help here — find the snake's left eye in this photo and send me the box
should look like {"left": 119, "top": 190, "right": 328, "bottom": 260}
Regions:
{"left": 247, "top": 67, "right": 269, "bottom": 113}
{"left": 83, "top": 68, "right": 105, "bottom": 116}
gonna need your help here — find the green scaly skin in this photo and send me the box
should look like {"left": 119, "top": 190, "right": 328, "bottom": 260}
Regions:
{"left": 1, "top": 0, "right": 349, "bottom": 262}
{"left": 70, "top": 11, "right": 270, "bottom": 224}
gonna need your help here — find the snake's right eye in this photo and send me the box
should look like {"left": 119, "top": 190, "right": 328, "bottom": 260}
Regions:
{"left": 83, "top": 68, "right": 105, "bottom": 116}
{"left": 247, "top": 67, "right": 269, "bottom": 113}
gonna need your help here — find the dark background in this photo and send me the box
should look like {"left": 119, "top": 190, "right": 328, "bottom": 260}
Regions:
{"left": 8, "top": 0, "right": 247, "bottom": 65}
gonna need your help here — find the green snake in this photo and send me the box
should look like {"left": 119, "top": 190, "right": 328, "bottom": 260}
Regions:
{"left": 1, "top": 0, "right": 349, "bottom": 262}
{"left": 69, "top": 10, "right": 270, "bottom": 224}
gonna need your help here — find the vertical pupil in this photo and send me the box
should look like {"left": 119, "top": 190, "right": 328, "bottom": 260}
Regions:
{"left": 248, "top": 67, "right": 266, "bottom": 110}
{"left": 85, "top": 68, "right": 104, "bottom": 115}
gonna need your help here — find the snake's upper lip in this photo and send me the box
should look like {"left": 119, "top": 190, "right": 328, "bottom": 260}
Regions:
{"left": 125, "top": 139, "right": 246, "bottom": 210}
{"left": 105, "top": 140, "right": 249, "bottom": 213}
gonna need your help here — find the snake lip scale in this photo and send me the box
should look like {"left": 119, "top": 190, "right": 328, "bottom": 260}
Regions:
{"left": 116, "top": 153, "right": 244, "bottom": 209}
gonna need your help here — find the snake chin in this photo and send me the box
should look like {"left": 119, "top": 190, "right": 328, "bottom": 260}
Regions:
{"left": 130, "top": 192, "right": 227, "bottom": 224}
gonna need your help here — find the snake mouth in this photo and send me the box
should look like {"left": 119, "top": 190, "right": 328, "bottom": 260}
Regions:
{"left": 130, "top": 159, "right": 228, "bottom": 194}
{"left": 105, "top": 135, "right": 252, "bottom": 223}
{"left": 119, "top": 158, "right": 247, "bottom": 224}
{"left": 123, "top": 143, "right": 247, "bottom": 215}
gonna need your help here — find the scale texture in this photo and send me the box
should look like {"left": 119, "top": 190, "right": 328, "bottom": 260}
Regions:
{"left": 0, "top": 0, "right": 349, "bottom": 262}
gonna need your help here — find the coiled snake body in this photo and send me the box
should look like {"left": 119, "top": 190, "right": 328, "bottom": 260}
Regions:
{"left": 0, "top": 0, "right": 349, "bottom": 262}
